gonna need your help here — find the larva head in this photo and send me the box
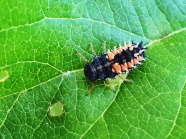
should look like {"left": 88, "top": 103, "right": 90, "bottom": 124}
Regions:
{"left": 84, "top": 63, "right": 97, "bottom": 81}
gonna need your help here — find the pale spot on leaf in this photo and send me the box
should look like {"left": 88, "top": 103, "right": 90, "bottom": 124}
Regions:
{"left": 0, "top": 70, "right": 9, "bottom": 82}
{"left": 49, "top": 102, "right": 64, "bottom": 117}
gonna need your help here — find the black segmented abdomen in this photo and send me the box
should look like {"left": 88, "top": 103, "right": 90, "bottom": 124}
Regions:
{"left": 84, "top": 41, "right": 147, "bottom": 81}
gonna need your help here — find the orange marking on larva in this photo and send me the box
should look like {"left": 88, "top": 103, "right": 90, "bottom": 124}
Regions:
{"left": 138, "top": 56, "right": 143, "bottom": 61}
{"left": 107, "top": 52, "right": 115, "bottom": 60}
{"left": 133, "top": 58, "right": 139, "bottom": 65}
{"left": 121, "top": 63, "right": 128, "bottom": 71}
{"left": 118, "top": 47, "right": 123, "bottom": 52}
{"left": 127, "top": 45, "right": 131, "bottom": 48}
{"left": 130, "top": 59, "right": 134, "bottom": 66}
{"left": 118, "top": 46, "right": 126, "bottom": 52}
{"left": 128, "top": 44, "right": 132, "bottom": 48}
{"left": 112, "top": 63, "right": 122, "bottom": 74}
{"left": 123, "top": 46, "right": 128, "bottom": 50}
{"left": 112, "top": 49, "right": 120, "bottom": 55}
{"left": 127, "top": 60, "right": 134, "bottom": 69}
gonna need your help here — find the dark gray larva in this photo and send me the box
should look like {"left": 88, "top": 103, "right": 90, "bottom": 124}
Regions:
{"left": 84, "top": 41, "right": 147, "bottom": 81}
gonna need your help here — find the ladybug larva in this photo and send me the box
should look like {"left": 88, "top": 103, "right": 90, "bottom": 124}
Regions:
{"left": 76, "top": 41, "right": 147, "bottom": 95}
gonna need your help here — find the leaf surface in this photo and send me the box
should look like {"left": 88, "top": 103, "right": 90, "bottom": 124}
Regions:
{"left": 0, "top": 0, "right": 186, "bottom": 139}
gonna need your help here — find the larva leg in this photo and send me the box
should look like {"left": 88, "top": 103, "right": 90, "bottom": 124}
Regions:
{"left": 102, "top": 41, "right": 106, "bottom": 53}
{"left": 123, "top": 78, "right": 134, "bottom": 83}
{"left": 76, "top": 50, "right": 89, "bottom": 63}
{"left": 90, "top": 43, "right": 96, "bottom": 56}
{"left": 105, "top": 79, "right": 116, "bottom": 92}
{"left": 86, "top": 82, "right": 96, "bottom": 96}
{"left": 117, "top": 74, "right": 134, "bottom": 83}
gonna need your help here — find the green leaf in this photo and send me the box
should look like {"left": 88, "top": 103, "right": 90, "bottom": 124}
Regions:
{"left": 0, "top": 0, "right": 186, "bottom": 139}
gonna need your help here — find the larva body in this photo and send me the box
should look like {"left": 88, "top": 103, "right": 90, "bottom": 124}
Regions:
{"left": 84, "top": 41, "right": 146, "bottom": 81}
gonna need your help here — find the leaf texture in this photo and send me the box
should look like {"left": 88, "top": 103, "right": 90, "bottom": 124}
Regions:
{"left": 0, "top": 0, "right": 186, "bottom": 139}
